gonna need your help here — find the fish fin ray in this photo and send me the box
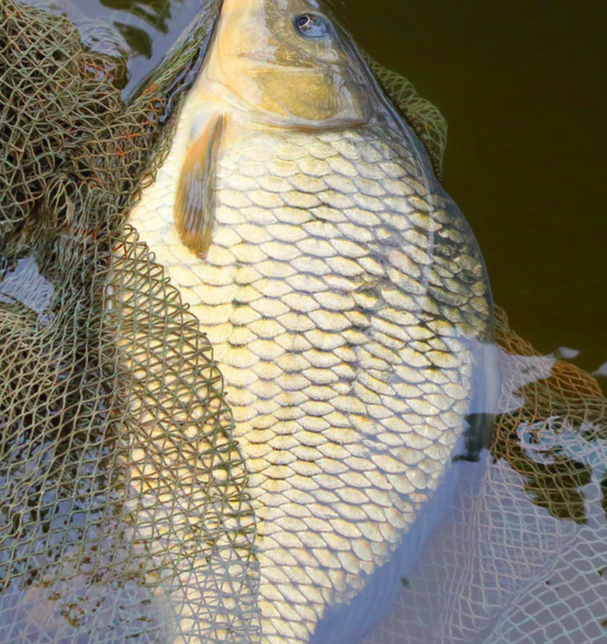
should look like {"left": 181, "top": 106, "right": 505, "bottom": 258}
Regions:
{"left": 173, "top": 113, "right": 226, "bottom": 257}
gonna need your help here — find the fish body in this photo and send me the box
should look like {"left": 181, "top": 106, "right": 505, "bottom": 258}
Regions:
{"left": 128, "top": 1, "right": 494, "bottom": 642}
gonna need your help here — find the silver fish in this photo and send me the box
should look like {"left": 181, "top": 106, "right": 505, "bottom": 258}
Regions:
{"left": 128, "top": 0, "right": 496, "bottom": 641}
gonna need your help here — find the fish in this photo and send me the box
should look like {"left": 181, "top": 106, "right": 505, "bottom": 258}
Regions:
{"left": 128, "top": 0, "right": 496, "bottom": 642}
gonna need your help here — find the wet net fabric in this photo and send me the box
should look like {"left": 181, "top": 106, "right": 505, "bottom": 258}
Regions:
{"left": 0, "top": 1, "right": 259, "bottom": 642}
{"left": 1, "top": 1, "right": 607, "bottom": 643}
{"left": 359, "top": 305, "right": 607, "bottom": 644}
{"left": 365, "top": 54, "right": 448, "bottom": 180}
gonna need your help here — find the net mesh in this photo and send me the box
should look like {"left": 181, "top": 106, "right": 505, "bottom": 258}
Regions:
{"left": 0, "top": 1, "right": 258, "bottom": 642}
{"left": 360, "top": 306, "right": 607, "bottom": 643}
{"left": 365, "top": 54, "right": 448, "bottom": 180}
{"left": 1, "top": 1, "right": 606, "bottom": 642}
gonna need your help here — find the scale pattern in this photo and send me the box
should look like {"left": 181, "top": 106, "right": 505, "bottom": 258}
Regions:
{"left": 357, "top": 307, "right": 607, "bottom": 644}
{"left": 129, "top": 113, "right": 491, "bottom": 642}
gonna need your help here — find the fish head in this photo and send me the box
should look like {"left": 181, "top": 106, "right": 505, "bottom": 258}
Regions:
{"left": 205, "top": 0, "right": 372, "bottom": 128}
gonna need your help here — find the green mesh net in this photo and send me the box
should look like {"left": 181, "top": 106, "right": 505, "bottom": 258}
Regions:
{"left": 0, "top": 1, "right": 258, "bottom": 642}
{"left": 1, "top": 1, "right": 606, "bottom": 643}
{"left": 364, "top": 53, "right": 448, "bottom": 180}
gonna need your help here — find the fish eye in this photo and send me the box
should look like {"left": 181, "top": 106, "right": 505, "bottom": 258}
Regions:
{"left": 293, "top": 13, "right": 331, "bottom": 38}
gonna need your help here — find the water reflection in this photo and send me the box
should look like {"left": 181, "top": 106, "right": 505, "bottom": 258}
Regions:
{"left": 0, "top": 257, "right": 55, "bottom": 324}
{"left": 99, "top": 0, "right": 175, "bottom": 62}
{"left": 100, "top": 0, "right": 173, "bottom": 32}
{"left": 19, "top": 0, "right": 200, "bottom": 95}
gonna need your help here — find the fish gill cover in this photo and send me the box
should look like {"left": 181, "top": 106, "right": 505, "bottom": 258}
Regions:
{"left": 0, "top": 1, "right": 606, "bottom": 643}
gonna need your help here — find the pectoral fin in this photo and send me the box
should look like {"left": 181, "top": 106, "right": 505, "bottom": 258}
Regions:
{"left": 173, "top": 114, "right": 226, "bottom": 257}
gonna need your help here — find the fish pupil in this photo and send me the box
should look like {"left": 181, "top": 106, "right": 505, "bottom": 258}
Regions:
{"left": 293, "top": 13, "right": 330, "bottom": 38}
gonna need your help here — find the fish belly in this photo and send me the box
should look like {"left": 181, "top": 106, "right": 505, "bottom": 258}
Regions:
{"left": 129, "top": 119, "right": 491, "bottom": 644}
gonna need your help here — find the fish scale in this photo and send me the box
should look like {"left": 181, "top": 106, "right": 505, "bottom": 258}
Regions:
{"left": 130, "top": 90, "right": 491, "bottom": 641}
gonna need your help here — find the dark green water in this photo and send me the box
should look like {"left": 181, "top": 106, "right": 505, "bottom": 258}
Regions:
{"left": 54, "top": 0, "right": 607, "bottom": 382}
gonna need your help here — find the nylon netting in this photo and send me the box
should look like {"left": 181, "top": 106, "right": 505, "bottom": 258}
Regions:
{"left": 1, "top": 1, "right": 606, "bottom": 643}
{"left": 364, "top": 54, "right": 447, "bottom": 180}
{"left": 0, "top": 1, "right": 258, "bottom": 642}
{"left": 360, "top": 306, "right": 607, "bottom": 643}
